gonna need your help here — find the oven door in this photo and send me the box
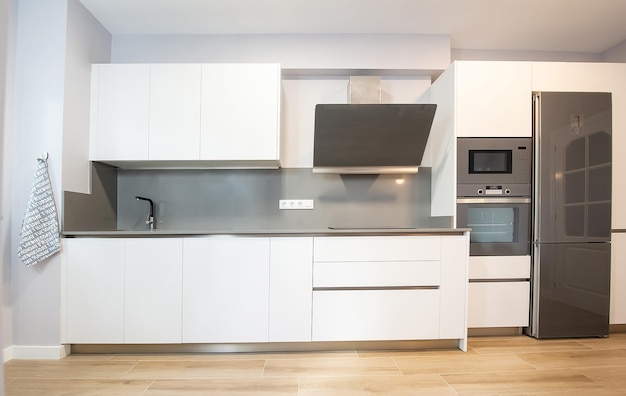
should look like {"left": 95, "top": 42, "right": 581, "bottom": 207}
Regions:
{"left": 456, "top": 197, "right": 531, "bottom": 256}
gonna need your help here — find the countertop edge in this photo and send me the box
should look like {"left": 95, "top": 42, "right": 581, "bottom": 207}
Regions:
{"left": 61, "top": 228, "right": 470, "bottom": 238}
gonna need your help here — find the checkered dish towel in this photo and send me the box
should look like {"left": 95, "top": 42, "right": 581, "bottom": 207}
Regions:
{"left": 18, "top": 156, "right": 61, "bottom": 267}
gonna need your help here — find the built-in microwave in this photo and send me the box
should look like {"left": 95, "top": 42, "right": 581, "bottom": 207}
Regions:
{"left": 457, "top": 137, "right": 532, "bottom": 197}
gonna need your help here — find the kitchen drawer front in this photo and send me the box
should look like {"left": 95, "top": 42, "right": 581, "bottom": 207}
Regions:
{"left": 314, "top": 236, "right": 441, "bottom": 262}
{"left": 312, "top": 289, "right": 440, "bottom": 341}
{"left": 468, "top": 256, "right": 531, "bottom": 280}
{"left": 468, "top": 281, "right": 530, "bottom": 328}
{"left": 313, "top": 261, "right": 441, "bottom": 288}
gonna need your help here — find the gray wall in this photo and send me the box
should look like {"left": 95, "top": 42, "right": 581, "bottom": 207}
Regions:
{"left": 114, "top": 168, "right": 434, "bottom": 231}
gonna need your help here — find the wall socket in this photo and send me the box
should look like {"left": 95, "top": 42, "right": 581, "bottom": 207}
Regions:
{"left": 279, "top": 199, "right": 314, "bottom": 210}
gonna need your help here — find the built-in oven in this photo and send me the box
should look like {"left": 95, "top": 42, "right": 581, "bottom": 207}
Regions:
{"left": 456, "top": 197, "right": 531, "bottom": 256}
{"left": 457, "top": 137, "right": 532, "bottom": 256}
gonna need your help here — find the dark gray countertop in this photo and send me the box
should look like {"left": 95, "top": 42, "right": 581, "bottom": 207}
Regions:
{"left": 62, "top": 228, "right": 470, "bottom": 238}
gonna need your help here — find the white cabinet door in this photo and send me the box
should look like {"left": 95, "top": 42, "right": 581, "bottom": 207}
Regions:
{"left": 468, "top": 256, "right": 531, "bottom": 280}
{"left": 468, "top": 282, "right": 530, "bottom": 328}
{"left": 269, "top": 237, "right": 313, "bottom": 342}
{"left": 149, "top": 64, "right": 202, "bottom": 160}
{"left": 200, "top": 63, "right": 281, "bottom": 161}
{"left": 312, "top": 290, "right": 440, "bottom": 341}
{"left": 65, "top": 238, "right": 125, "bottom": 343}
{"left": 182, "top": 237, "right": 271, "bottom": 343}
{"left": 455, "top": 61, "right": 532, "bottom": 138}
{"left": 314, "top": 236, "right": 441, "bottom": 262}
{"left": 439, "top": 233, "right": 469, "bottom": 340}
{"left": 124, "top": 239, "right": 183, "bottom": 343}
{"left": 91, "top": 64, "right": 150, "bottom": 160}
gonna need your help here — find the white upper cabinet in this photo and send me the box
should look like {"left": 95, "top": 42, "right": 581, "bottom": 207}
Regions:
{"left": 148, "top": 64, "right": 202, "bottom": 160}
{"left": 200, "top": 63, "right": 281, "bottom": 162}
{"left": 89, "top": 63, "right": 281, "bottom": 166}
{"left": 454, "top": 61, "right": 532, "bottom": 138}
{"left": 90, "top": 64, "right": 150, "bottom": 160}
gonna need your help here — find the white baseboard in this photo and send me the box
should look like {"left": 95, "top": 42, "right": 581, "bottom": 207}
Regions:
{"left": 4, "top": 344, "right": 70, "bottom": 361}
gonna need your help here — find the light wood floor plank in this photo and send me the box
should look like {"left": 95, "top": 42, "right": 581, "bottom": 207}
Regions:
{"left": 5, "top": 378, "right": 153, "bottom": 395}
{"left": 144, "top": 378, "right": 299, "bottom": 395}
{"left": 123, "top": 360, "right": 266, "bottom": 379}
{"left": 393, "top": 353, "right": 535, "bottom": 375}
{"left": 516, "top": 349, "right": 626, "bottom": 370}
{"left": 263, "top": 357, "right": 401, "bottom": 377}
{"left": 442, "top": 369, "right": 604, "bottom": 395}
{"left": 298, "top": 374, "right": 457, "bottom": 395}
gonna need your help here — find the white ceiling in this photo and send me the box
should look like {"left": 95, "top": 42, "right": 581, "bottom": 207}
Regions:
{"left": 79, "top": 0, "right": 626, "bottom": 54}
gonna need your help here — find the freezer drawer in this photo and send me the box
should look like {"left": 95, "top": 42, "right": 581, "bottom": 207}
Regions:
{"left": 530, "top": 242, "right": 611, "bottom": 338}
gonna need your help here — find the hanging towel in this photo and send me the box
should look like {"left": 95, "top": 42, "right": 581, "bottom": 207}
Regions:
{"left": 18, "top": 155, "right": 61, "bottom": 267}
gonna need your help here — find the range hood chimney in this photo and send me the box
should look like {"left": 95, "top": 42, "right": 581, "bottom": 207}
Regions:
{"left": 348, "top": 76, "right": 381, "bottom": 104}
{"left": 313, "top": 76, "right": 436, "bottom": 174}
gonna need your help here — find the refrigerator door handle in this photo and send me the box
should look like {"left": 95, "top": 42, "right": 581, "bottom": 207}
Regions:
{"left": 532, "top": 92, "right": 542, "bottom": 242}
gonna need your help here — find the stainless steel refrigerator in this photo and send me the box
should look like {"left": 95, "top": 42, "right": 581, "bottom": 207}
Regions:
{"left": 528, "top": 92, "right": 612, "bottom": 338}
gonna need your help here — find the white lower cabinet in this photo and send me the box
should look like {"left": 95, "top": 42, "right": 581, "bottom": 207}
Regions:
{"left": 468, "top": 282, "right": 530, "bottom": 328}
{"left": 311, "top": 234, "right": 468, "bottom": 345}
{"left": 124, "top": 239, "right": 183, "bottom": 343}
{"left": 65, "top": 238, "right": 125, "bottom": 344}
{"left": 268, "top": 237, "right": 313, "bottom": 342}
{"left": 312, "top": 290, "right": 440, "bottom": 341}
{"left": 467, "top": 256, "right": 531, "bottom": 328}
{"left": 64, "top": 233, "right": 468, "bottom": 347}
{"left": 182, "top": 237, "right": 270, "bottom": 343}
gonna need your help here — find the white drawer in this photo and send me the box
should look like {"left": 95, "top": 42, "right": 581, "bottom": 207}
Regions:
{"left": 314, "top": 236, "right": 441, "bottom": 262}
{"left": 313, "top": 261, "right": 440, "bottom": 288}
{"left": 468, "top": 255, "right": 531, "bottom": 280}
{"left": 312, "top": 289, "right": 440, "bottom": 341}
{"left": 468, "top": 281, "right": 530, "bottom": 328}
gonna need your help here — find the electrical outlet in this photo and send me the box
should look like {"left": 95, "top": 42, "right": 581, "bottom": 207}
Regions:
{"left": 279, "top": 199, "right": 314, "bottom": 210}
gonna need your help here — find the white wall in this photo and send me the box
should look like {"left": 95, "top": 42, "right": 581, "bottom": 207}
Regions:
{"left": 9, "top": 0, "right": 68, "bottom": 357}
{"left": 62, "top": 0, "right": 111, "bottom": 194}
{"left": 4, "top": 0, "right": 111, "bottom": 359}
{"left": 111, "top": 34, "right": 451, "bottom": 73}
{"left": 0, "top": 0, "right": 13, "bottom": 388}
{"left": 452, "top": 48, "right": 602, "bottom": 63}
{"left": 602, "top": 39, "right": 626, "bottom": 62}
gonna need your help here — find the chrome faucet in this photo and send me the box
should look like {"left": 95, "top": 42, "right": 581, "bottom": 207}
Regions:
{"left": 135, "top": 196, "right": 156, "bottom": 230}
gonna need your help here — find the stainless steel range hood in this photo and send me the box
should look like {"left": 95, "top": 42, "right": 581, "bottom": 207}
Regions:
{"left": 313, "top": 77, "right": 436, "bottom": 174}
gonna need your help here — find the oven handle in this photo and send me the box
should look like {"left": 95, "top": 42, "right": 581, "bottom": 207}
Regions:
{"left": 456, "top": 197, "right": 531, "bottom": 204}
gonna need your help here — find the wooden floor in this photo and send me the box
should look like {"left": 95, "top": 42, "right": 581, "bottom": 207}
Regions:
{"left": 5, "top": 334, "right": 626, "bottom": 395}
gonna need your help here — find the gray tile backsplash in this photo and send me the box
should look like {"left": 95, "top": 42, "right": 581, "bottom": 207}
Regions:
{"left": 64, "top": 165, "right": 435, "bottom": 232}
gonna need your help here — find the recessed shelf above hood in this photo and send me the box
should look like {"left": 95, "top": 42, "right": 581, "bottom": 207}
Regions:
{"left": 312, "top": 103, "right": 437, "bottom": 175}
